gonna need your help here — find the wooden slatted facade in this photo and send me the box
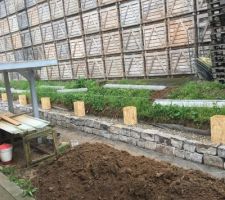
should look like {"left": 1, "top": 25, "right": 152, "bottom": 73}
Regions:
{"left": 0, "top": 0, "right": 209, "bottom": 80}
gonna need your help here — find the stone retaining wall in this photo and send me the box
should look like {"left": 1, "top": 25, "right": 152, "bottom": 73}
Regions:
{"left": 1, "top": 101, "right": 225, "bottom": 169}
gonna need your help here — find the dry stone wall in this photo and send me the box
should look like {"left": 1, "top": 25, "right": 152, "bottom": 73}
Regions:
{"left": 0, "top": 0, "right": 210, "bottom": 80}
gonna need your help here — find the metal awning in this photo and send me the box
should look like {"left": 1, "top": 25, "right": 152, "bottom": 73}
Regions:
{"left": 0, "top": 60, "right": 58, "bottom": 118}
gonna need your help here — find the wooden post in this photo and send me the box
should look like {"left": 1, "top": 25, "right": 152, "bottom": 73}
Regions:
{"left": 123, "top": 106, "right": 137, "bottom": 125}
{"left": 73, "top": 101, "right": 85, "bottom": 117}
{"left": 1, "top": 93, "right": 7, "bottom": 102}
{"left": 211, "top": 115, "right": 225, "bottom": 144}
{"left": 18, "top": 95, "right": 27, "bottom": 106}
{"left": 41, "top": 97, "right": 51, "bottom": 110}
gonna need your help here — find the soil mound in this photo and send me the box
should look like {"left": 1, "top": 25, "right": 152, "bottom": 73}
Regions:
{"left": 34, "top": 143, "right": 225, "bottom": 200}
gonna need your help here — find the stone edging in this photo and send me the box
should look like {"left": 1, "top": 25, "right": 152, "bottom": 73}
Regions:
{"left": 1, "top": 101, "right": 225, "bottom": 170}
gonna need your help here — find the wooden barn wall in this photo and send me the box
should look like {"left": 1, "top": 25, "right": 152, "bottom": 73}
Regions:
{"left": 0, "top": 0, "right": 209, "bottom": 80}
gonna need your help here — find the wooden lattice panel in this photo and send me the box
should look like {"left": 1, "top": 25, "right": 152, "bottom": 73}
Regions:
{"left": 14, "top": 49, "right": 24, "bottom": 61}
{"left": 167, "top": 0, "right": 193, "bottom": 17}
{"left": 53, "top": 20, "right": 67, "bottom": 40}
{"left": 27, "top": 6, "right": 39, "bottom": 27}
{"left": 120, "top": 0, "right": 140, "bottom": 27}
{"left": 59, "top": 61, "right": 73, "bottom": 79}
{"left": 47, "top": 65, "right": 60, "bottom": 80}
{"left": 50, "top": 0, "right": 64, "bottom": 20}
{"left": 26, "top": 0, "right": 37, "bottom": 8}
{"left": 12, "top": 32, "right": 22, "bottom": 49}
{"left": 81, "top": 0, "right": 97, "bottom": 11}
{"left": 17, "top": 11, "right": 29, "bottom": 30}
{"left": 23, "top": 47, "right": 34, "bottom": 60}
{"left": 6, "top": 51, "right": 15, "bottom": 62}
{"left": 71, "top": 60, "right": 87, "bottom": 79}
{"left": 169, "top": 16, "right": 194, "bottom": 47}
{"left": 197, "top": 0, "right": 207, "bottom": 11}
{"left": 143, "top": 22, "right": 166, "bottom": 50}
{"left": 0, "top": 1, "right": 7, "bottom": 18}
{"left": 124, "top": 54, "right": 144, "bottom": 77}
{"left": 83, "top": 10, "right": 100, "bottom": 34}
{"left": 8, "top": 15, "right": 19, "bottom": 32}
{"left": 88, "top": 58, "right": 105, "bottom": 78}
{"left": 38, "top": 3, "right": 51, "bottom": 23}
{"left": 197, "top": 13, "right": 211, "bottom": 43}
{"left": 67, "top": 16, "right": 82, "bottom": 37}
{"left": 105, "top": 56, "right": 123, "bottom": 77}
{"left": 0, "top": 18, "right": 9, "bottom": 36}
{"left": 4, "top": 35, "right": 13, "bottom": 51}
{"left": 70, "top": 38, "right": 85, "bottom": 58}
{"left": 141, "top": 0, "right": 165, "bottom": 22}
{"left": 31, "top": 26, "right": 42, "bottom": 45}
{"left": 41, "top": 23, "right": 54, "bottom": 42}
{"left": 86, "top": 35, "right": 102, "bottom": 56}
{"left": 56, "top": 40, "right": 70, "bottom": 60}
{"left": 21, "top": 30, "right": 32, "bottom": 47}
{"left": 170, "top": 48, "right": 195, "bottom": 75}
{"left": 0, "top": 37, "right": 4, "bottom": 52}
{"left": 5, "top": 0, "right": 16, "bottom": 15}
{"left": 123, "top": 27, "right": 143, "bottom": 52}
{"left": 33, "top": 45, "right": 45, "bottom": 60}
{"left": 100, "top": 5, "right": 119, "bottom": 31}
{"left": 15, "top": 0, "right": 25, "bottom": 11}
{"left": 64, "top": 0, "right": 79, "bottom": 16}
{"left": 38, "top": 67, "right": 49, "bottom": 80}
{"left": 98, "top": 0, "right": 117, "bottom": 6}
{"left": 44, "top": 43, "right": 57, "bottom": 59}
{"left": 103, "top": 31, "right": 121, "bottom": 55}
{"left": 145, "top": 51, "right": 168, "bottom": 76}
{"left": 0, "top": 53, "right": 7, "bottom": 62}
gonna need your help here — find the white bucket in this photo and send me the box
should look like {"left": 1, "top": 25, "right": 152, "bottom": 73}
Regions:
{"left": 0, "top": 144, "right": 13, "bottom": 163}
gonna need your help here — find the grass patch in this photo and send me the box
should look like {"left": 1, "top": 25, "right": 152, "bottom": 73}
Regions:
{"left": 0, "top": 167, "right": 37, "bottom": 197}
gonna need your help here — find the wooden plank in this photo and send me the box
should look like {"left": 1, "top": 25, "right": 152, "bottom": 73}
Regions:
{"left": 41, "top": 23, "right": 54, "bottom": 43}
{"left": 103, "top": 31, "right": 121, "bottom": 54}
{"left": 100, "top": 5, "right": 119, "bottom": 31}
{"left": 167, "top": 0, "right": 193, "bottom": 17}
{"left": 143, "top": 22, "right": 166, "bottom": 50}
{"left": 170, "top": 48, "right": 195, "bottom": 75}
{"left": 0, "top": 115, "right": 21, "bottom": 126}
{"left": 71, "top": 60, "right": 87, "bottom": 79}
{"left": 70, "top": 38, "right": 85, "bottom": 58}
{"left": 56, "top": 40, "right": 70, "bottom": 60}
{"left": 88, "top": 58, "right": 105, "bottom": 78}
{"left": 141, "top": 0, "right": 165, "bottom": 22}
{"left": 120, "top": 0, "right": 140, "bottom": 27}
{"left": 169, "top": 16, "right": 194, "bottom": 47}
{"left": 49, "top": 0, "right": 64, "bottom": 20}
{"left": 38, "top": 2, "right": 51, "bottom": 23}
{"left": 145, "top": 51, "right": 169, "bottom": 76}
{"left": 59, "top": 61, "right": 73, "bottom": 79}
{"left": 17, "top": 11, "right": 29, "bottom": 30}
{"left": 31, "top": 26, "right": 43, "bottom": 45}
{"left": 124, "top": 54, "right": 144, "bottom": 77}
{"left": 123, "top": 27, "right": 143, "bottom": 52}
{"left": 53, "top": 19, "right": 67, "bottom": 40}
{"left": 64, "top": 0, "right": 79, "bottom": 16}
{"left": 105, "top": 56, "right": 123, "bottom": 77}
{"left": 83, "top": 10, "right": 100, "bottom": 34}
{"left": 86, "top": 34, "right": 102, "bottom": 56}
{"left": 197, "top": 13, "right": 211, "bottom": 43}
{"left": 67, "top": 16, "right": 82, "bottom": 37}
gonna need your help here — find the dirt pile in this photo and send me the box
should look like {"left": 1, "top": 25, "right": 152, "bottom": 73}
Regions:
{"left": 34, "top": 143, "right": 225, "bottom": 200}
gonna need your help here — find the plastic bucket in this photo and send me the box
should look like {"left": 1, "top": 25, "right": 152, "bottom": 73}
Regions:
{"left": 0, "top": 144, "right": 13, "bottom": 163}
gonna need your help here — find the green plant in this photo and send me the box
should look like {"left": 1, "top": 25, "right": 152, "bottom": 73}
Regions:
{"left": 0, "top": 167, "right": 37, "bottom": 197}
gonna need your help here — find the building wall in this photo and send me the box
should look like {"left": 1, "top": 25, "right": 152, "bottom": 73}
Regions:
{"left": 0, "top": 0, "right": 210, "bottom": 80}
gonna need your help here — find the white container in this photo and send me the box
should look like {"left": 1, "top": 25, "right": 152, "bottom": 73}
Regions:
{"left": 0, "top": 144, "right": 13, "bottom": 162}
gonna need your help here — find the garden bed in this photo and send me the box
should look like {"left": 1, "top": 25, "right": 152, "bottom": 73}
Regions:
{"left": 33, "top": 143, "right": 225, "bottom": 200}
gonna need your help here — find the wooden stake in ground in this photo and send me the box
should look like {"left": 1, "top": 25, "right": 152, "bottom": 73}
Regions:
{"left": 74, "top": 101, "right": 85, "bottom": 117}
{"left": 123, "top": 106, "right": 137, "bottom": 125}
{"left": 18, "top": 95, "right": 27, "bottom": 106}
{"left": 211, "top": 115, "right": 225, "bottom": 144}
{"left": 41, "top": 97, "right": 51, "bottom": 110}
{"left": 1, "top": 93, "right": 7, "bottom": 102}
